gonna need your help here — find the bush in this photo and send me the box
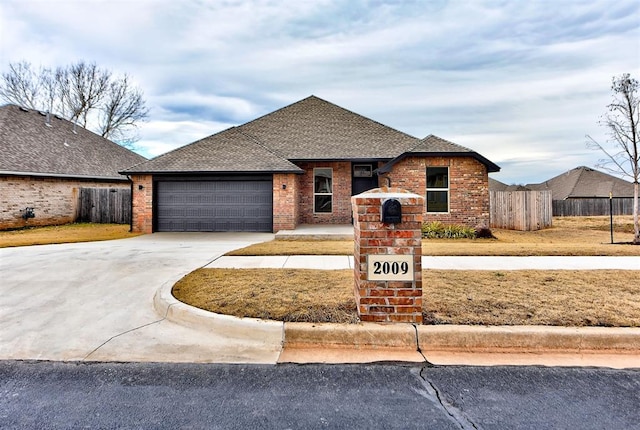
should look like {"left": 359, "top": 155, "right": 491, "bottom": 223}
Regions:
{"left": 421, "top": 221, "right": 477, "bottom": 239}
{"left": 475, "top": 226, "right": 495, "bottom": 239}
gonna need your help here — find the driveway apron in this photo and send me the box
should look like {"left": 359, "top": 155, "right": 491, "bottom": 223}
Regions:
{"left": 0, "top": 233, "right": 280, "bottom": 363}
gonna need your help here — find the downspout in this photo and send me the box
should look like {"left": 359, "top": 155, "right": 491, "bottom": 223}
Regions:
{"left": 127, "top": 176, "right": 133, "bottom": 233}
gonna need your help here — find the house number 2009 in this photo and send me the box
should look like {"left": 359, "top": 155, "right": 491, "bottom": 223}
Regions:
{"left": 367, "top": 255, "right": 414, "bottom": 281}
{"left": 372, "top": 261, "right": 409, "bottom": 275}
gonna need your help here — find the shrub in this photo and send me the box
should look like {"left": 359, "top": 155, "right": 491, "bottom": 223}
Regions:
{"left": 475, "top": 226, "right": 495, "bottom": 239}
{"left": 422, "top": 221, "right": 477, "bottom": 239}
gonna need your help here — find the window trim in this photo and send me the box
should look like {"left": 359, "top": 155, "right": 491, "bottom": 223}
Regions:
{"left": 426, "top": 166, "right": 450, "bottom": 213}
{"left": 313, "top": 167, "right": 333, "bottom": 214}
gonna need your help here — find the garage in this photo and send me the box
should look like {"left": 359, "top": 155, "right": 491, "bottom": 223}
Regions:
{"left": 155, "top": 177, "right": 273, "bottom": 232}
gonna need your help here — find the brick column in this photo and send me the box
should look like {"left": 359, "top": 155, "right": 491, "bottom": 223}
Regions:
{"left": 273, "top": 173, "right": 299, "bottom": 232}
{"left": 131, "top": 174, "right": 153, "bottom": 233}
{"left": 351, "top": 187, "right": 423, "bottom": 323}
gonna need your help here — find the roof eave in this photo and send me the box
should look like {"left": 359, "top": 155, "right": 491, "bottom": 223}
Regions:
{"left": 0, "top": 170, "right": 130, "bottom": 181}
{"left": 120, "top": 168, "right": 305, "bottom": 175}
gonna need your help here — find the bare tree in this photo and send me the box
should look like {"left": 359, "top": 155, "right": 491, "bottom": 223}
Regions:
{"left": 587, "top": 73, "right": 640, "bottom": 244}
{"left": 98, "top": 75, "right": 147, "bottom": 147}
{"left": 0, "top": 60, "right": 148, "bottom": 147}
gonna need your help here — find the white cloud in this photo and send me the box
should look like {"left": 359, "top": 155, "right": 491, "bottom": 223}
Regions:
{"left": 1, "top": 0, "right": 638, "bottom": 184}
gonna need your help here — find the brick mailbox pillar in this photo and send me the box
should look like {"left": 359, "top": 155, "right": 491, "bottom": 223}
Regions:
{"left": 351, "top": 187, "right": 424, "bottom": 324}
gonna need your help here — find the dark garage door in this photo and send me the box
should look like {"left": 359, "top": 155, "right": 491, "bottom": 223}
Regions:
{"left": 155, "top": 179, "right": 273, "bottom": 232}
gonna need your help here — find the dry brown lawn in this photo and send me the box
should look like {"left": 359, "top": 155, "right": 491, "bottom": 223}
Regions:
{"left": 173, "top": 268, "right": 640, "bottom": 327}
{"left": 0, "top": 223, "right": 140, "bottom": 248}
{"left": 227, "top": 216, "right": 639, "bottom": 256}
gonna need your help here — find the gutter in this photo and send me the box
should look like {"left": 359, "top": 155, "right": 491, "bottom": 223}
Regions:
{"left": 0, "top": 170, "right": 129, "bottom": 182}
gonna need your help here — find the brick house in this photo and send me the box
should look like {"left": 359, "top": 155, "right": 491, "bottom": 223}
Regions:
{"left": 0, "top": 104, "right": 147, "bottom": 230}
{"left": 122, "top": 96, "right": 499, "bottom": 233}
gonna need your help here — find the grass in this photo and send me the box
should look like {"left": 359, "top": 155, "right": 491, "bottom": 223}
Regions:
{"left": 173, "top": 268, "right": 640, "bottom": 327}
{"left": 0, "top": 223, "right": 140, "bottom": 248}
{"left": 227, "top": 216, "right": 640, "bottom": 256}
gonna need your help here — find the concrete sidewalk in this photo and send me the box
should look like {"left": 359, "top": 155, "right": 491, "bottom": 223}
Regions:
{"left": 206, "top": 255, "right": 640, "bottom": 270}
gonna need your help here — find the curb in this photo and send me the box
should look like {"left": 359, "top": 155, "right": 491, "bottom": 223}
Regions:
{"left": 417, "top": 325, "right": 640, "bottom": 354}
{"left": 154, "top": 283, "right": 640, "bottom": 358}
{"left": 283, "top": 322, "right": 640, "bottom": 354}
{"left": 153, "top": 281, "right": 284, "bottom": 350}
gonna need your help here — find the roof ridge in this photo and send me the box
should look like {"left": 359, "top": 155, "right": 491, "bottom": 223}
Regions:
{"left": 567, "top": 166, "right": 585, "bottom": 196}
{"left": 312, "top": 95, "right": 418, "bottom": 141}
{"left": 241, "top": 95, "right": 418, "bottom": 142}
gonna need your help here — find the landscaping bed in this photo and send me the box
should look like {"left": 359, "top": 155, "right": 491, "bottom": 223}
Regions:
{"left": 173, "top": 268, "right": 640, "bottom": 327}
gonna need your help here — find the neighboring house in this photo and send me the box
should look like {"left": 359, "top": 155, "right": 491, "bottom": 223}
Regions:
{"left": 489, "top": 178, "right": 531, "bottom": 192}
{"left": 0, "top": 104, "right": 147, "bottom": 230}
{"left": 122, "top": 96, "right": 499, "bottom": 233}
{"left": 527, "top": 166, "right": 636, "bottom": 216}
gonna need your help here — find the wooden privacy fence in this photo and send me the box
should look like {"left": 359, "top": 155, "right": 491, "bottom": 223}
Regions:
{"left": 78, "top": 187, "right": 131, "bottom": 224}
{"left": 490, "top": 190, "right": 553, "bottom": 231}
{"left": 553, "top": 198, "right": 636, "bottom": 216}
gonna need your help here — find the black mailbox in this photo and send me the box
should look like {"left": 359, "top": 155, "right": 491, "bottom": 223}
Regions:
{"left": 381, "top": 199, "right": 402, "bottom": 224}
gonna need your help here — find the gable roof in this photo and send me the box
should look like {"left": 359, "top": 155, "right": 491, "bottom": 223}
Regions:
{"left": 124, "top": 95, "right": 499, "bottom": 174}
{"left": 0, "top": 104, "right": 146, "bottom": 180}
{"left": 123, "top": 127, "right": 302, "bottom": 174}
{"left": 238, "top": 95, "right": 417, "bottom": 159}
{"left": 489, "top": 177, "right": 509, "bottom": 191}
{"left": 527, "top": 166, "right": 634, "bottom": 199}
{"left": 489, "top": 178, "right": 532, "bottom": 191}
{"left": 377, "top": 135, "right": 500, "bottom": 173}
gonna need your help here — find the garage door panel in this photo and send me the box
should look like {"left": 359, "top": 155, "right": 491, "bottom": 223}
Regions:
{"left": 156, "top": 179, "right": 273, "bottom": 232}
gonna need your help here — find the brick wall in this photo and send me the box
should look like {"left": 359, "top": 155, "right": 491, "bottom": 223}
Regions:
{"left": 273, "top": 173, "right": 299, "bottom": 231}
{"left": 352, "top": 187, "right": 423, "bottom": 323}
{"left": 297, "top": 161, "right": 353, "bottom": 224}
{"left": 385, "top": 156, "right": 490, "bottom": 228}
{"left": 131, "top": 174, "right": 153, "bottom": 233}
{"left": 0, "top": 175, "right": 128, "bottom": 230}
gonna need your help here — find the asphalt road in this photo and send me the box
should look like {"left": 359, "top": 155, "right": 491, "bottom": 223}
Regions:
{"left": 1, "top": 361, "right": 638, "bottom": 429}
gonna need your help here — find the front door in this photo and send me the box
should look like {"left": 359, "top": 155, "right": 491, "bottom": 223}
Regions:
{"left": 352, "top": 163, "right": 378, "bottom": 195}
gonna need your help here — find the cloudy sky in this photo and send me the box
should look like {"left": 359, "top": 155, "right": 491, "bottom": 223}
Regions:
{"left": 1, "top": 0, "right": 638, "bottom": 184}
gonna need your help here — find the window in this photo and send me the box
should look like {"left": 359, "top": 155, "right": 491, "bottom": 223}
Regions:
{"left": 426, "top": 167, "right": 449, "bottom": 213}
{"left": 314, "top": 168, "right": 332, "bottom": 213}
{"left": 353, "top": 164, "right": 372, "bottom": 177}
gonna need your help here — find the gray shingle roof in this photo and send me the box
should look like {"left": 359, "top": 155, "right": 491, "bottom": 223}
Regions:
{"left": 238, "top": 95, "right": 417, "bottom": 159}
{"left": 489, "top": 177, "right": 509, "bottom": 191}
{"left": 0, "top": 104, "right": 146, "bottom": 180}
{"left": 377, "top": 134, "right": 500, "bottom": 173}
{"left": 527, "top": 166, "right": 634, "bottom": 199}
{"left": 124, "top": 95, "right": 499, "bottom": 174}
{"left": 489, "top": 177, "right": 532, "bottom": 191}
{"left": 122, "top": 127, "right": 302, "bottom": 174}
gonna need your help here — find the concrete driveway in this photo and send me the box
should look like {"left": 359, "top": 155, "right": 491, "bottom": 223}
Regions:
{"left": 0, "top": 233, "right": 282, "bottom": 363}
